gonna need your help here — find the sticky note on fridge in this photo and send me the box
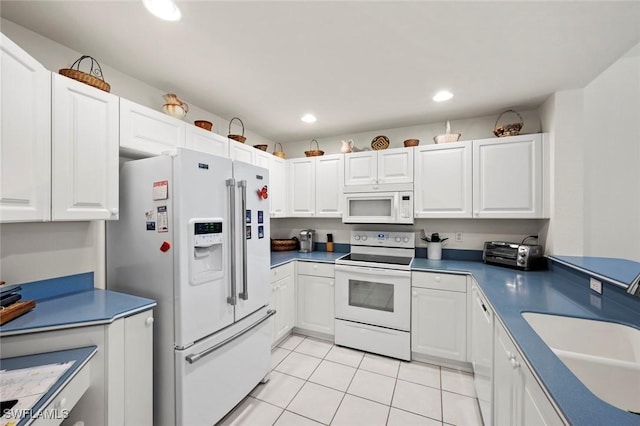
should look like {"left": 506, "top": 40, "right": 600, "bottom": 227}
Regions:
{"left": 258, "top": 211, "right": 264, "bottom": 224}
{"left": 258, "top": 226, "right": 264, "bottom": 239}
{"left": 246, "top": 226, "right": 251, "bottom": 239}
{"left": 153, "top": 180, "right": 168, "bottom": 200}
{"left": 246, "top": 210, "right": 252, "bottom": 224}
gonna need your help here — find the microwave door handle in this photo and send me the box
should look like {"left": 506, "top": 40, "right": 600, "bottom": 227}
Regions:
{"left": 238, "top": 180, "right": 249, "bottom": 301}
{"left": 226, "top": 179, "right": 237, "bottom": 305}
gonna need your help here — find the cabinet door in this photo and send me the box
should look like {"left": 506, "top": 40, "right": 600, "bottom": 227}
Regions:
{"left": 344, "top": 151, "right": 377, "bottom": 185}
{"left": 254, "top": 150, "right": 272, "bottom": 169}
{"left": 315, "top": 154, "right": 344, "bottom": 217}
{"left": 124, "top": 310, "right": 154, "bottom": 426}
{"left": 185, "top": 126, "right": 229, "bottom": 157}
{"left": 52, "top": 74, "right": 119, "bottom": 220}
{"left": 120, "top": 98, "right": 185, "bottom": 157}
{"left": 229, "top": 141, "right": 255, "bottom": 164}
{"left": 519, "top": 358, "right": 565, "bottom": 426}
{"left": 378, "top": 147, "right": 414, "bottom": 184}
{"left": 297, "top": 273, "right": 335, "bottom": 335}
{"left": 494, "top": 324, "right": 517, "bottom": 426}
{"left": 473, "top": 134, "right": 543, "bottom": 218}
{"left": 411, "top": 287, "right": 467, "bottom": 361}
{"left": 0, "top": 34, "right": 51, "bottom": 222}
{"left": 287, "top": 158, "right": 315, "bottom": 217}
{"left": 414, "top": 142, "right": 472, "bottom": 218}
{"left": 269, "top": 156, "right": 287, "bottom": 217}
{"left": 274, "top": 274, "right": 295, "bottom": 342}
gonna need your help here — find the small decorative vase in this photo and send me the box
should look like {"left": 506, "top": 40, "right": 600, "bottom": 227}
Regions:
{"left": 162, "top": 93, "right": 189, "bottom": 119}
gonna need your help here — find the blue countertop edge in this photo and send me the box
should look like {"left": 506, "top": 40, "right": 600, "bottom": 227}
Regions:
{"left": 1, "top": 346, "right": 97, "bottom": 426}
{"left": 0, "top": 273, "right": 157, "bottom": 337}
{"left": 271, "top": 250, "right": 349, "bottom": 268}
{"left": 278, "top": 253, "right": 640, "bottom": 425}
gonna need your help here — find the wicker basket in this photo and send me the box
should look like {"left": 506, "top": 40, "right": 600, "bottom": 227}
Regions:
{"left": 493, "top": 109, "right": 524, "bottom": 137}
{"left": 253, "top": 144, "right": 268, "bottom": 151}
{"left": 59, "top": 55, "right": 110, "bottom": 92}
{"left": 194, "top": 120, "right": 213, "bottom": 131}
{"left": 271, "top": 237, "right": 298, "bottom": 251}
{"left": 404, "top": 139, "right": 420, "bottom": 147}
{"left": 371, "top": 135, "right": 390, "bottom": 150}
{"left": 228, "top": 117, "right": 246, "bottom": 143}
{"left": 305, "top": 139, "right": 324, "bottom": 157}
{"left": 273, "top": 142, "right": 286, "bottom": 158}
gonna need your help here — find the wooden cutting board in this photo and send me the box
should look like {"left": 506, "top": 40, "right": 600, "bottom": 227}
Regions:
{"left": 0, "top": 300, "right": 36, "bottom": 325}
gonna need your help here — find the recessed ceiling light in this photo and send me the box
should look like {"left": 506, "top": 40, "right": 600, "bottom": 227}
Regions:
{"left": 433, "top": 90, "right": 454, "bottom": 102}
{"left": 301, "top": 114, "right": 317, "bottom": 123}
{"left": 143, "top": 0, "right": 181, "bottom": 21}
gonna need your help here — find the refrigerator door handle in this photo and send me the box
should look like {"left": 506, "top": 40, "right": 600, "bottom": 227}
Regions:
{"left": 238, "top": 180, "right": 249, "bottom": 300}
{"left": 185, "top": 309, "right": 276, "bottom": 364}
{"left": 226, "top": 178, "right": 237, "bottom": 306}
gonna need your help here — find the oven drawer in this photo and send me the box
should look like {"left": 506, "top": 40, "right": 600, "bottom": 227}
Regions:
{"left": 297, "top": 261, "right": 334, "bottom": 278}
{"left": 412, "top": 271, "right": 467, "bottom": 292}
{"left": 335, "top": 319, "right": 410, "bottom": 361}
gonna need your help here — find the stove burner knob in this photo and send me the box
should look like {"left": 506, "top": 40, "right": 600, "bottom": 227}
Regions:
{"left": 362, "top": 236, "right": 368, "bottom": 241}
{"left": 354, "top": 235, "right": 361, "bottom": 241}
{"left": 402, "top": 237, "right": 409, "bottom": 243}
{"left": 395, "top": 236, "right": 401, "bottom": 242}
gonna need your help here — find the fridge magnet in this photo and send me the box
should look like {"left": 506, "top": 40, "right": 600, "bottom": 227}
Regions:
{"left": 257, "top": 185, "right": 268, "bottom": 200}
{"left": 258, "top": 225, "right": 264, "bottom": 239}
{"left": 146, "top": 221, "right": 156, "bottom": 231}
{"left": 153, "top": 180, "right": 169, "bottom": 200}
{"left": 258, "top": 211, "right": 264, "bottom": 224}
{"left": 145, "top": 210, "right": 154, "bottom": 220}
{"left": 157, "top": 205, "right": 168, "bottom": 233}
{"left": 246, "top": 225, "right": 252, "bottom": 239}
{"left": 246, "top": 209, "right": 252, "bottom": 224}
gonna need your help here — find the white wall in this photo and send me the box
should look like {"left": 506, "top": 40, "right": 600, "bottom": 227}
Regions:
{"left": 280, "top": 109, "right": 542, "bottom": 158}
{"left": 582, "top": 43, "right": 640, "bottom": 261}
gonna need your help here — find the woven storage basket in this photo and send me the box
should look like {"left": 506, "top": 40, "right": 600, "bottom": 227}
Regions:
{"left": 253, "top": 144, "right": 268, "bottom": 151}
{"left": 273, "top": 143, "right": 286, "bottom": 158}
{"left": 404, "top": 139, "right": 420, "bottom": 147}
{"left": 271, "top": 238, "right": 298, "bottom": 251}
{"left": 59, "top": 55, "right": 110, "bottom": 92}
{"left": 194, "top": 120, "right": 213, "bottom": 131}
{"left": 305, "top": 139, "right": 324, "bottom": 157}
{"left": 371, "top": 135, "right": 390, "bottom": 150}
{"left": 228, "top": 117, "right": 246, "bottom": 143}
{"left": 434, "top": 120, "right": 461, "bottom": 144}
{"left": 493, "top": 109, "right": 524, "bottom": 137}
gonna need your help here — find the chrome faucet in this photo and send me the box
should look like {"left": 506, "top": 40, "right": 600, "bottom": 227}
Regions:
{"left": 627, "top": 274, "right": 640, "bottom": 297}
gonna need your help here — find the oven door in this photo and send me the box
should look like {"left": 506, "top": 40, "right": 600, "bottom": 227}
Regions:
{"left": 335, "top": 264, "right": 411, "bottom": 331}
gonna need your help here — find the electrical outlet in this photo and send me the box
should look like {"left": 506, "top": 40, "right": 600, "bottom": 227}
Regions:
{"left": 589, "top": 278, "right": 602, "bottom": 294}
{"left": 455, "top": 232, "right": 464, "bottom": 242}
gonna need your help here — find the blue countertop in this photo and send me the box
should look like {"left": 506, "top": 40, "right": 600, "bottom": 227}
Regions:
{"left": 285, "top": 254, "right": 640, "bottom": 424}
{"left": 1, "top": 346, "right": 97, "bottom": 426}
{"left": 0, "top": 273, "right": 156, "bottom": 337}
{"left": 271, "top": 250, "right": 348, "bottom": 268}
{"left": 550, "top": 255, "right": 640, "bottom": 287}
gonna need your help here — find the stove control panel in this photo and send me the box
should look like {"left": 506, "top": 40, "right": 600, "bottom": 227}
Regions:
{"left": 350, "top": 231, "right": 415, "bottom": 248}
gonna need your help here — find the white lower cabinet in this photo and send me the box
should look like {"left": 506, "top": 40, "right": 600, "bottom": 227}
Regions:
{"left": 494, "top": 319, "right": 564, "bottom": 426}
{"left": 270, "top": 262, "right": 295, "bottom": 345}
{"left": 411, "top": 272, "right": 467, "bottom": 361}
{"left": 1, "top": 309, "right": 154, "bottom": 426}
{"left": 296, "top": 262, "right": 335, "bottom": 336}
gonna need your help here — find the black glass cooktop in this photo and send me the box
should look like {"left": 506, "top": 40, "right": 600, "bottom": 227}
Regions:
{"left": 340, "top": 253, "right": 413, "bottom": 266}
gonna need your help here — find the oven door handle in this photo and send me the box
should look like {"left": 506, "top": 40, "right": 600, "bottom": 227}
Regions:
{"left": 335, "top": 264, "right": 411, "bottom": 278}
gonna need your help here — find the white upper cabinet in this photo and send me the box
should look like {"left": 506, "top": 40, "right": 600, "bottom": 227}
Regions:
{"left": 345, "top": 147, "right": 413, "bottom": 186}
{"left": 315, "top": 154, "right": 344, "bottom": 217}
{"left": 228, "top": 140, "right": 255, "bottom": 164}
{"left": 473, "top": 134, "right": 545, "bottom": 218}
{"left": 52, "top": 74, "right": 119, "bottom": 220}
{"left": 185, "top": 126, "right": 229, "bottom": 157}
{"left": 0, "top": 34, "right": 52, "bottom": 222}
{"left": 254, "top": 149, "right": 272, "bottom": 169}
{"left": 414, "top": 141, "right": 472, "bottom": 218}
{"left": 287, "top": 157, "right": 315, "bottom": 217}
{"left": 269, "top": 155, "right": 287, "bottom": 218}
{"left": 119, "top": 98, "right": 186, "bottom": 157}
{"left": 377, "top": 147, "right": 414, "bottom": 184}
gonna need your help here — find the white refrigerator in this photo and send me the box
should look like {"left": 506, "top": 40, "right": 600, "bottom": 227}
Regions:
{"left": 107, "top": 148, "right": 272, "bottom": 426}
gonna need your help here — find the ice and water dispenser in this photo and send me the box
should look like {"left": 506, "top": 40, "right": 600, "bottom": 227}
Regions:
{"left": 189, "top": 219, "right": 224, "bottom": 285}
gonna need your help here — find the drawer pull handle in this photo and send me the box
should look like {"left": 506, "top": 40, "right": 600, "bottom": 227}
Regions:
{"left": 146, "top": 317, "right": 154, "bottom": 326}
{"left": 56, "top": 397, "right": 67, "bottom": 409}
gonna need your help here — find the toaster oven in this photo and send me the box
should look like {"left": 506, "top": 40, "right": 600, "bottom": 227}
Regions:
{"left": 483, "top": 241, "right": 545, "bottom": 270}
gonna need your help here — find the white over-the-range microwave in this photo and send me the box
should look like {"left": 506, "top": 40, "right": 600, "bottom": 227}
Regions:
{"left": 342, "top": 183, "right": 414, "bottom": 224}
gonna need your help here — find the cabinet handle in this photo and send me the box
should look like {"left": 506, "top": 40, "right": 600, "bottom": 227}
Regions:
{"left": 474, "top": 211, "right": 479, "bottom": 217}
{"left": 145, "top": 317, "right": 154, "bottom": 326}
{"left": 56, "top": 397, "right": 67, "bottom": 409}
{"left": 329, "top": 280, "right": 334, "bottom": 287}
{"left": 434, "top": 276, "right": 441, "bottom": 282}
{"left": 412, "top": 291, "right": 418, "bottom": 297}
{"left": 110, "top": 208, "right": 119, "bottom": 216}
{"left": 510, "top": 357, "right": 520, "bottom": 369}
{"left": 313, "top": 265, "right": 318, "bottom": 270}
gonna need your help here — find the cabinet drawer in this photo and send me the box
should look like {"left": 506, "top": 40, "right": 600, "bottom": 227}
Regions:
{"left": 412, "top": 272, "right": 467, "bottom": 292}
{"left": 271, "top": 262, "right": 295, "bottom": 282}
{"left": 297, "top": 261, "right": 334, "bottom": 278}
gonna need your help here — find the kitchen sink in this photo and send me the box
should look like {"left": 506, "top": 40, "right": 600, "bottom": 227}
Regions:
{"left": 522, "top": 312, "right": 640, "bottom": 413}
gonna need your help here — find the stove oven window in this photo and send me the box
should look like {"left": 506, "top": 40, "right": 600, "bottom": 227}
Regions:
{"left": 348, "top": 279, "right": 394, "bottom": 312}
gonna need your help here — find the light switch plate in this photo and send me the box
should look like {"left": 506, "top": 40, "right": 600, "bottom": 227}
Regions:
{"left": 589, "top": 277, "right": 602, "bottom": 294}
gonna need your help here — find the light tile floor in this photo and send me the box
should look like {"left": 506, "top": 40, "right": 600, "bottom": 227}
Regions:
{"left": 218, "top": 334, "right": 484, "bottom": 426}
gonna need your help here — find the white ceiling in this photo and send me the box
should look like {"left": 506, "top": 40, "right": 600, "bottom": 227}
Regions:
{"left": 2, "top": 1, "right": 639, "bottom": 143}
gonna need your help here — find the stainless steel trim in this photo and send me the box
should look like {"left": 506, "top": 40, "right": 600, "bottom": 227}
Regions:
{"left": 238, "top": 180, "right": 249, "bottom": 300}
{"left": 185, "top": 309, "right": 275, "bottom": 364}
{"left": 226, "top": 178, "right": 237, "bottom": 306}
